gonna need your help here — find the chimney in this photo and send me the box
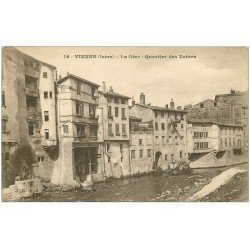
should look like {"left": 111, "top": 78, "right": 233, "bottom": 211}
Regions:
{"left": 102, "top": 81, "right": 106, "bottom": 92}
{"left": 230, "top": 89, "right": 235, "bottom": 95}
{"left": 67, "top": 72, "right": 70, "bottom": 76}
{"left": 177, "top": 106, "right": 182, "bottom": 111}
{"left": 132, "top": 96, "right": 135, "bottom": 106}
{"left": 170, "top": 98, "right": 175, "bottom": 109}
{"left": 109, "top": 86, "right": 113, "bottom": 92}
{"left": 165, "top": 104, "right": 169, "bottom": 109}
{"left": 140, "top": 93, "right": 146, "bottom": 105}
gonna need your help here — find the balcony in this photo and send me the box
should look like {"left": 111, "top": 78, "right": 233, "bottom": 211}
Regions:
{"left": 108, "top": 114, "right": 113, "bottom": 119}
{"left": 74, "top": 135, "right": 98, "bottom": 143}
{"left": 108, "top": 133, "right": 114, "bottom": 137}
{"left": 26, "top": 87, "right": 39, "bottom": 97}
{"left": 72, "top": 115, "right": 98, "bottom": 124}
{"left": 27, "top": 109, "right": 41, "bottom": 121}
{"left": 121, "top": 117, "right": 127, "bottom": 120}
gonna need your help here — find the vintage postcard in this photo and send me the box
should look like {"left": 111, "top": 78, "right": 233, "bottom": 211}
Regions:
{"left": 1, "top": 46, "right": 248, "bottom": 202}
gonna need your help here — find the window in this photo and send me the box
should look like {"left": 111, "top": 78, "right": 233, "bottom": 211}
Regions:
{"left": 115, "top": 124, "right": 120, "bottom": 135}
{"left": 155, "top": 136, "right": 159, "bottom": 145}
{"left": 229, "top": 138, "right": 231, "bottom": 147}
{"left": 2, "top": 120, "right": 7, "bottom": 131}
{"left": 120, "top": 144, "right": 123, "bottom": 152}
{"left": 114, "top": 98, "right": 119, "bottom": 103}
{"left": 76, "top": 124, "right": 85, "bottom": 136}
{"left": 204, "top": 142, "right": 208, "bottom": 149}
{"left": 121, "top": 99, "right": 125, "bottom": 104}
{"left": 161, "top": 112, "right": 164, "bottom": 118}
{"left": 161, "top": 123, "right": 165, "bottom": 130}
{"left": 49, "top": 91, "right": 53, "bottom": 99}
{"left": 155, "top": 123, "right": 158, "bottom": 131}
{"left": 44, "top": 111, "right": 49, "bottom": 121}
{"left": 107, "top": 97, "right": 113, "bottom": 103}
{"left": 115, "top": 107, "right": 119, "bottom": 117}
{"left": 107, "top": 143, "right": 110, "bottom": 152}
{"left": 200, "top": 103, "right": 203, "bottom": 108}
{"left": 154, "top": 111, "right": 158, "bottom": 118}
{"left": 90, "top": 126, "right": 97, "bottom": 137}
{"left": 28, "top": 122, "right": 34, "bottom": 136}
{"left": 37, "top": 156, "right": 45, "bottom": 162}
{"left": 121, "top": 108, "right": 126, "bottom": 119}
{"left": 180, "top": 151, "right": 182, "bottom": 158}
{"left": 89, "top": 104, "right": 95, "bottom": 118}
{"left": 76, "top": 102, "right": 83, "bottom": 116}
{"left": 139, "top": 139, "right": 143, "bottom": 145}
{"left": 63, "top": 125, "right": 68, "bottom": 133}
{"left": 233, "top": 138, "right": 235, "bottom": 147}
{"left": 108, "top": 123, "right": 112, "bottom": 135}
{"left": 181, "top": 124, "right": 184, "bottom": 129}
{"left": 221, "top": 138, "right": 223, "bottom": 147}
{"left": 225, "top": 138, "right": 227, "bottom": 147}
{"left": 45, "top": 129, "right": 49, "bottom": 140}
{"left": 147, "top": 149, "right": 151, "bottom": 157}
{"left": 122, "top": 124, "right": 126, "bottom": 135}
{"left": 77, "top": 82, "right": 81, "bottom": 94}
{"left": 165, "top": 154, "right": 168, "bottom": 161}
{"left": 131, "top": 150, "right": 135, "bottom": 159}
{"left": 26, "top": 96, "right": 37, "bottom": 110}
{"left": 238, "top": 140, "right": 241, "bottom": 147}
{"left": 25, "top": 75, "right": 37, "bottom": 89}
{"left": 2, "top": 92, "right": 5, "bottom": 106}
{"left": 108, "top": 106, "right": 112, "bottom": 116}
{"left": 44, "top": 91, "right": 48, "bottom": 99}
{"left": 162, "top": 136, "right": 165, "bottom": 144}
{"left": 43, "top": 72, "right": 47, "bottom": 78}
{"left": 139, "top": 149, "right": 143, "bottom": 158}
{"left": 214, "top": 102, "right": 217, "bottom": 107}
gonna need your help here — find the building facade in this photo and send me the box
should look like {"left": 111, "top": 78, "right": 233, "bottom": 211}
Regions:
{"left": 130, "top": 93, "right": 188, "bottom": 170}
{"left": 2, "top": 47, "right": 56, "bottom": 187}
{"left": 51, "top": 74, "right": 99, "bottom": 185}
{"left": 97, "top": 84, "right": 130, "bottom": 178}
{"left": 129, "top": 117, "right": 154, "bottom": 174}
{"left": 187, "top": 120, "right": 245, "bottom": 168}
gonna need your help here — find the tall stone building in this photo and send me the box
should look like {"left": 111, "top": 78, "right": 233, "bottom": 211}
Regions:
{"left": 185, "top": 89, "right": 248, "bottom": 154}
{"left": 51, "top": 74, "right": 99, "bottom": 186}
{"left": 97, "top": 83, "right": 131, "bottom": 178}
{"left": 2, "top": 47, "right": 56, "bottom": 187}
{"left": 130, "top": 93, "right": 188, "bottom": 170}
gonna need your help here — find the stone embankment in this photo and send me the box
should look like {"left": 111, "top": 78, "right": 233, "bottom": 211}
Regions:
{"left": 187, "top": 167, "right": 247, "bottom": 201}
{"left": 2, "top": 178, "right": 43, "bottom": 201}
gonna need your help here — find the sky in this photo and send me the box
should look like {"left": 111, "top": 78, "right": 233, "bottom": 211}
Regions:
{"left": 17, "top": 46, "right": 248, "bottom": 107}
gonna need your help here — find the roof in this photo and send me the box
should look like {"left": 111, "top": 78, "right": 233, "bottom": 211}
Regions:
{"left": 134, "top": 103, "right": 187, "bottom": 113}
{"left": 99, "top": 91, "right": 131, "bottom": 99}
{"left": 5, "top": 47, "right": 57, "bottom": 69}
{"left": 215, "top": 90, "right": 248, "bottom": 98}
{"left": 57, "top": 74, "right": 100, "bottom": 87}
{"left": 188, "top": 119, "right": 243, "bottom": 128}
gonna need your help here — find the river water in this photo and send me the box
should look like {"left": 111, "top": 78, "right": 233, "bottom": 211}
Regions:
{"left": 23, "top": 165, "right": 246, "bottom": 202}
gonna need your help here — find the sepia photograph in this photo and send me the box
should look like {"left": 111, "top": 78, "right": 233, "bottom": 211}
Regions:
{"left": 1, "top": 46, "right": 249, "bottom": 202}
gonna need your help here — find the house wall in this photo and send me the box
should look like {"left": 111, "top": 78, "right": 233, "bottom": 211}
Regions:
{"left": 39, "top": 64, "right": 57, "bottom": 146}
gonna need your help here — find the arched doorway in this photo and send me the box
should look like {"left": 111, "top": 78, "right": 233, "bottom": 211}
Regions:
{"left": 155, "top": 151, "right": 162, "bottom": 167}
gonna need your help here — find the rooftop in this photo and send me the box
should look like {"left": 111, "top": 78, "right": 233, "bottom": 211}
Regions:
{"left": 5, "top": 47, "right": 57, "bottom": 69}
{"left": 134, "top": 103, "right": 187, "bottom": 113}
{"left": 100, "top": 90, "right": 131, "bottom": 99}
{"left": 57, "top": 74, "right": 100, "bottom": 87}
{"left": 188, "top": 119, "right": 243, "bottom": 128}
